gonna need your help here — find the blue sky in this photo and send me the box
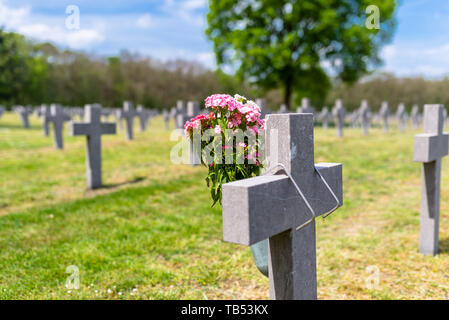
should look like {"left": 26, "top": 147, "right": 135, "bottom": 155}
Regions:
{"left": 1, "top": 0, "right": 449, "bottom": 77}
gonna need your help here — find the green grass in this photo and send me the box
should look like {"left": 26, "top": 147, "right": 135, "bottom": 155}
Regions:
{"left": 0, "top": 112, "right": 449, "bottom": 299}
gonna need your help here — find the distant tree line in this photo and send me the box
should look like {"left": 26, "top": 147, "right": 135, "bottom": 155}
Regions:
{"left": 0, "top": 29, "right": 251, "bottom": 110}
{"left": 1, "top": 29, "right": 449, "bottom": 113}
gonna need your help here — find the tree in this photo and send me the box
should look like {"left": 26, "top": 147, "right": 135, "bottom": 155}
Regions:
{"left": 0, "top": 29, "right": 49, "bottom": 106}
{"left": 206, "top": 0, "right": 397, "bottom": 109}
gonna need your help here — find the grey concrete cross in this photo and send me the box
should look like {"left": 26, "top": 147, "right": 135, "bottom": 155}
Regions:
{"left": 0, "top": 106, "right": 5, "bottom": 118}
{"left": 319, "top": 107, "right": 329, "bottom": 129}
{"left": 48, "top": 104, "right": 71, "bottom": 149}
{"left": 222, "top": 113, "right": 343, "bottom": 300}
{"left": 397, "top": 103, "right": 408, "bottom": 131}
{"left": 69, "top": 104, "right": 116, "bottom": 189}
{"left": 40, "top": 105, "right": 51, "bottom": 137}
{"left": 136, "top": 105, "right": 151, "bottom": 132}
{"left": 411, "top": 105, "right": 421, "bottom": 129}
{"left": 297, "top": 98, "right": 315, "bottom": 115}
{"left": 255, "top": 98, "right": 267, "bottom": 119}
{"left": 379, "top": 101, "right": 390, "bottom": 132}
{"left": 175, "top": 100, "right": 186, "bottom": 129}
{"left": 279, "top": 104, "right": 288, "bottom": 114}
{"left": 332, "top": 99, "right": 346, "bottom": 138}
{"left": 413, "top": 105, "right": 449, "bottom": 255}
{"left": 360, "top": 100, "right": 371, "bottom": 135}
{"left": 121, "top": 101, "right": 137, "bottom": 140}
{"left": 163, "top": 110, "right": 170, "bottom": 130}
{"left": 16, "top": 106, "right": 32, "bottom": 128}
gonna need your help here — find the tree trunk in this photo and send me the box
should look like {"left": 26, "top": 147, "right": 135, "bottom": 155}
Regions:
{"left": 284, "top": 77, "right": 292, "bottom": 110}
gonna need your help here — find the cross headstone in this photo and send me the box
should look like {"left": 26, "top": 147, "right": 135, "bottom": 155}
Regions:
{"left": 0, "top": 106, "right": 5, "bottom": 119}
{"left": 48, "top": 104, "right": 71, "bottom": 149}
{"left": 332, "top": 99, "right": 346, "bottom": 138}
{"left": 40, "top": 105, "right": 52, "bottom": 137}
{"left": 222, "top": 113, "right": 343, "bottom": 300}
{"left": 255, "top": 98, "right": 267, "bottom": 119}
{"left": 136, "top": 105, "right": 151, "bottom": 132}
{"left": 297, "top": 98, "right": 315, "bottom": 115}
{"left": 121, "top": 101, "right": 137, "bottom": 140}
{"left": 187, "top": 101, "right": 200, "bottom": 117}
{"left": 279, "top": 104, "right": 288, "bottom": 114}
{"left": 397, "top": 103, "right": 407, "bottom": 131}
{"left": 175, "top": 101, "right": 186, "bottom": 129}
{"left": 163, "top": 110, "right": 170, "bottom": 130}
{"left": 379, "top": 101, "right": 390, "bottom": 132}
{"left": 319, "top": 107, "right": 329, "bottom": 129}
{"left": 69, "top": 104, "right": 116, "bottom": 189}
{"left": 16, "top": 106, "right": 32, "bottom": 129}
{"left": 360, "top": 100, "right": 371, "bottom": 135}
{"left": 411, "top": 105, "right": 420, "bottom": 130}
{"left": 413, "top": 105, "right": 449, "bottom": 255}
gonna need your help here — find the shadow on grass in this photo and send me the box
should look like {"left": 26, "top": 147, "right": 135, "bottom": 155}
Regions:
{"left": 0, "top": 122, "right": 42, "bottom": 131}
{"left": 438, "top": 237, "right": 449, "bottom": 255}
{"left": 101, "top": 176, "right": 146, "bottom": 189}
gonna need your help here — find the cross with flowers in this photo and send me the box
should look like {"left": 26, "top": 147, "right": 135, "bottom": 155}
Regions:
{"left": 222, "top": 113, "right": 343, "bottom": 300}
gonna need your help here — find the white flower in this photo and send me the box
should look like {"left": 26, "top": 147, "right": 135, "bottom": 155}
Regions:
{"left": 246, "top": 100, "right": 261, "bottom": 112}
{"left": 234, "top": 94, "right": 247, "bottom": 103}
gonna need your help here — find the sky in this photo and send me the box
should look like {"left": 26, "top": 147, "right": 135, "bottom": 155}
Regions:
{"left": 1, "top": 0, "right": 449, "bottom": 78}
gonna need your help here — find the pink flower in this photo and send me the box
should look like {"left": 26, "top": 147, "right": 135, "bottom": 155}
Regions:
{"left": 214, "top": 125, "right": 222, "bottom": 134}
{"left": 238, "top": 142, "right": 246, "bottom": 148}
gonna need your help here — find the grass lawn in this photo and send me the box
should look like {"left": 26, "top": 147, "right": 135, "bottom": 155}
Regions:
{"left": 0, "top": 112, "right": 448, "bottom": 300}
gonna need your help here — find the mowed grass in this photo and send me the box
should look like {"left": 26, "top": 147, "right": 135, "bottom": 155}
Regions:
{"left": 0, "top": 112, "right": 448, "bottom": 299}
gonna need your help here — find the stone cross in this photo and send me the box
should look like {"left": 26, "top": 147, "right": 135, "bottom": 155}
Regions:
{"left": 332, "top": 99, "right": 346, "bottom": 138}
{"left": 40, "top": 105, "right": 51, "bottom": 136}
{"left": 163, "top": 110, "right": 170, "bottom": 130}
{"left": 48, "top": 104, "right": 71, "bottom": 149}
{"left": 397, "top": 103, "right": 407, "bottom": 131}
{"left": 16, "top": 106, "right": 32, "bottom": 128}
{"left": 297, "top": 98, "right": 315, "bottom": 115}
{"left": 413, "top": 105, "right": 449, "bottom": 255}
{"left": 0, "top": 106, "right": 5, "bottom": 118}
{"left": 255, "top": 98, "right": 267, "bottom": 119}
{"left": 136, "top": 105, "right": 151, "bottom": 132}
{"left": 411, "top": 105, "right": 420, "bottom": 129}
{"left": 379, "top": 101, "right": 390, "bottom": 132}
{"left": 175, "top": 100, "right": 186, "bottom": 129}
{"left": 319, "top": 107, "right": 329, "bottom": 129}
{"left": 121, "top": 101, "right": 137, "bottom": 140}
{"left": 279, "top": 104, "right": 288, "bottom": 114}
{"left": 69, "top": 104, "right": 116, "bottom": 189}
{"left": 222, "top": 113, "right": 343, "bottom": 300}
{"left": 360, "top": 100, "right": 371, "bottom": 135}
{"left": 187, "top": 101, "right": 200, "bottom": 117}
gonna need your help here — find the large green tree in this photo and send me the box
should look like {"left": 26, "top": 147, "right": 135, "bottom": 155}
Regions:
{"left": 0, "top": 30, "right": 48, "bottom": 106}
{"left": 206, "top": 0, "right": 397, "bottom": 108}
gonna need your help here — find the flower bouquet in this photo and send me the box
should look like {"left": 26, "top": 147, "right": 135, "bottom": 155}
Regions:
{"left": 184, "top": 94, "right": 265, "bottom": 206}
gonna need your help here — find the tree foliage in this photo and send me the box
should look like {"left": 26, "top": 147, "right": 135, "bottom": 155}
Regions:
{"left": 206, "top": 0, "right": 397, "bottom": 108}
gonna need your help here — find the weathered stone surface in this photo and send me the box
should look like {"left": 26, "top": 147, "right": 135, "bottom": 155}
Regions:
{"left": 413, "top": 104, "right": 449, "bottom": 255}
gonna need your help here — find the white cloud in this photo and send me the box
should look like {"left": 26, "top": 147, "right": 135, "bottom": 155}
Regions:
{"left": 380, "top": 43, "right": 449, "bottom": 78}
{"left": 0, "top": 0, "right": 104, "bottom": 49}
{"left": 136, "top": 13, "right": 153, "bottom": 29}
